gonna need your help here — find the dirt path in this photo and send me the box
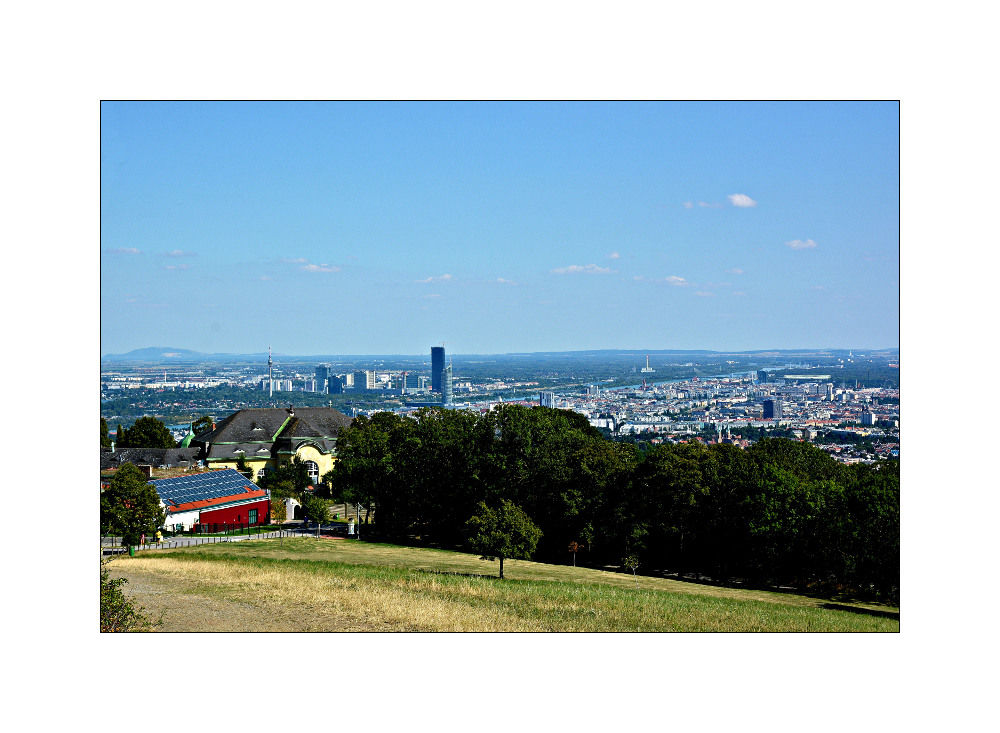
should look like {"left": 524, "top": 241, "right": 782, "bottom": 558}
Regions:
{"left": 108, "top": 565, "right": 409, "bottom": 632}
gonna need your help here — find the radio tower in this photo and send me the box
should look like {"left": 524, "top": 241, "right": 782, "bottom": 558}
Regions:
{"left": 268, "top": 345, "right": 273, "bottom": 398}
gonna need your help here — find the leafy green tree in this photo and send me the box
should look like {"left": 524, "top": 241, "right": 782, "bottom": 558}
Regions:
{"left": 622, "top": 554, "right": 641, "bottom": 589}
{"left": 101, "top": 418, "right": 112, "bottom": 450}
{"left": 269, "top": 496, "right": 287, "bottom": 523}
{"left": 101, "top": 463, "right": 166, "bottom": 547}
{"left": 466, "top": 500, "right": 542, "bottom": 579}
{"left": 117, "top": 416, "right": 177, "bottom": 449}
{"left": 300, "top": 494, "right": 330, "bottom": 525}
{"left": 258, "top": 456, "right": 311, "bottom": 495}
{"left": 191, "top": 415, "right": 213, "bottom": 436}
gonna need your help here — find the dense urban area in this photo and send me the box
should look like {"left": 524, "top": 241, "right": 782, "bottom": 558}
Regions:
{"left": 101, "top": 347, "right": 899, "bottom": 464}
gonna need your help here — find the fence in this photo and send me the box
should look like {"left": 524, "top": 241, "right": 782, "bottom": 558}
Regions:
{"left": 101, "top": 526, "right": 343, "bottom": 554}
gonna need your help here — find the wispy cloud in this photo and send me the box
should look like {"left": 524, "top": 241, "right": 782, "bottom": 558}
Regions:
{"left": 810, "top": 285, "right": 825, "bottom": 290}
{"left": 163, "top": 249, "right": 197, "bottom": 257}
{"left": 725, "top": 268, "right": 744, "bottom": 275}
{"left": 785, "top": 239, "right": 818, "bottom": 250}
{"left": 732, "top": 291, "right": 747, "bottom": 296}
{"left": 607, "top": 251, "right": 621, "bottom": 260}
{"left": 259, "top": 275, "right": 274, "bottom": 281}
{"left": 551, "top": 264, "right": 614, "bottom": 275}
{"left": 422, "top": 293, "right": 441, "bottom": 299}
{"left": 698, "top": 201, "right": 723, "bottom": 209}
{"left": 416, "top": 274, "right": 454, "bottom": 283}
{"left": 727, "top": 193, "right": 757, "bottom": 208}
{"left": 164, "top": 264, "right": 191, "bottom": 270}
{"left": 634, "top": 275, "right": 690, "bottom": 287}
{"left": 695, "top": 291, "right": 714, "bottom": 297}
{"left": 682, "top": 201, "right": 694, "bottom": 209}
{"left": 110, "top": 247, "right": 141, "bottom": 254}
{"left": 302, "top": 263, "right": 341, "bottom": 273}
{"left": 282, "top": 257, "right": 308, "bottom": 264}
{"left": 496, "top": 278, "right": 517, "bottom": 285}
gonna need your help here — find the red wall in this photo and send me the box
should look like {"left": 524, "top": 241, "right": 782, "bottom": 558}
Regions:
{"left": 198, "top": 498, "right": 270, "bottom": 528}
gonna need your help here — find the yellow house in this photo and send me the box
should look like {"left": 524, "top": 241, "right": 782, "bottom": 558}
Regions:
{"left": 191, "top": 406, "right": 353, "bottom": 484}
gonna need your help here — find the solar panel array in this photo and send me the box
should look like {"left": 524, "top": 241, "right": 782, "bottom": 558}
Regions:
{"left": 152, "top": 469, "right": 257, "bottom": 507}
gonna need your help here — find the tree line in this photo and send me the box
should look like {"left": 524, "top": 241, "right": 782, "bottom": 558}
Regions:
{"left": 327, "top": 405, "right": 899, "bottom": 601}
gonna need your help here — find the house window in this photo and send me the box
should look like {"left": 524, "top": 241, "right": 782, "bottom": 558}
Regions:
{"left": 249, "top": 509, "right": 258, "bottom": 525}
{"left": 257, "top": 467, "right": 272, "bottom": 479}
{"left": 303, "top": 460, "right": 319, "bottom": 484}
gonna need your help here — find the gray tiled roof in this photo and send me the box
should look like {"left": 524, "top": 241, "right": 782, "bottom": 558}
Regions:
{"left": 193, "top": 407, "right": 353, "bottom": 461}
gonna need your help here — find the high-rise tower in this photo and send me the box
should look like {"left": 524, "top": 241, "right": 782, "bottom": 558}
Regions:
{"left": 442, "top": 361, "right": 453, "bottom": 406}
{"left": 431, "top": 346, "right": 445, "bottom": 393}
{"left": 268, "top": 345, "right": 273, "bottom": 398}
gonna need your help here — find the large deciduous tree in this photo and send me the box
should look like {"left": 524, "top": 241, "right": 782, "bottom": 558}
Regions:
{"left": 101, "top": 463, "right": 166, "bottom": 547}
{"left": 466, "top": 500, "right": 542, "bottom": 579}
{"left": 117, "top": 416, "right": 177, "bottom": 449}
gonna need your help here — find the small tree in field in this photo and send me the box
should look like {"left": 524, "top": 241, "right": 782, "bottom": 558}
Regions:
{"left": 466, "top": 500, "right": 542, "bottom": 579}
{"left": 568, "top": 541, "right": 584, "bottom": 567}
{"left": 622, "top": 554, "right": 640, "bottom": 589}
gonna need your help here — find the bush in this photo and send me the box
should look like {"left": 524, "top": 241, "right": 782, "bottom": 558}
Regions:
{"left": 100, "top": 559, "right": 154, "bottom": 632}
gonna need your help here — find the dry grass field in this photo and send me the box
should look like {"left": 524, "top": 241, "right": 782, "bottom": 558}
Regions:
{"left": 106, "top": 537, "right": 900, "bottom": 632}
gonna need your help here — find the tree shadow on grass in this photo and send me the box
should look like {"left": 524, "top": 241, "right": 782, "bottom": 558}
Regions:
{"left": 819, "top": 603, "right": 899, "bottom": 620}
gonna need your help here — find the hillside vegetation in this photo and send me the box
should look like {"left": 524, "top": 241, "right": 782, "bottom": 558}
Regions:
{"left": 108, "top": 538, "right": 899, "bottom": 632}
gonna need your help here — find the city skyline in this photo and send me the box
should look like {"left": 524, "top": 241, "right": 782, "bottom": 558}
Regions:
{"left": 101, "top": 102, "right": 899, "bottom": 356}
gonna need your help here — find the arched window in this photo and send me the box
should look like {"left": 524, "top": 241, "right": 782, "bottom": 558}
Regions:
{"left": 303, "top": 460, "right": 319, "bottom": 484}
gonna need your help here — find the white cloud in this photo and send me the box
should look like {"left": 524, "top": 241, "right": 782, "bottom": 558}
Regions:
{"left": 164, "top": 264, "right": 191, "bottom": 270}
{"left": 422, "top": 293, "right": 441, "bottom": 299}
{"left": 695, "top": 291, "right": 714, "bottom": 297}
{"left": 634, "top": 275, "right": 690, "bottom": 286}
{"left": 417, "top": 274, "right": 453, "bottom": 283}
{"left": 811, "top": 285, "right": 825, "bottom": 290}
{"left": 698, "top": 201, "right": 723, "bottom": 209}
{"left": 726, "top": 268, "right": 744, "bottom": 275}
{"left": 551, "top": 264, "right": 614, "bottom": 275}
{"left": 682, "top": 201, "right": 694, "bottom": 209}
{"left": 607, "top": 251, "right": 620, "bottom": 259}
{"left": 727, "top": 193, "right": 758, "bottom": 208}
{"left": 281, "top": 257, "right": 308, "bottom": 263}
{"left": 732, "top": 291, "right": 747, "bottom": 296}
{"left": 110, "top": 247, "right": 140, "bottom": 254}
{"left": 786, "top": 239, "right": 818, "bottom": 250}
{"left": 302, "top": 263, "right": 341, "bottom": 273}
{"left": 497, "top": 278, "right": 517, "bottom": 285}
{"left": 164, "top": 249, "right": 197, "bottom": 257}
{"left": 259, "top": 275, "right": 273, "bottom": 281}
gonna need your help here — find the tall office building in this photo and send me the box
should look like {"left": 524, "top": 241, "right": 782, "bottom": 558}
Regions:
{"left": 431, "top": 346, "right": 445, "bottom": 393}
{"left": 757, "top": 370, "right": 769, "bottom": 384}
{"left": 762, "top": 399, "right": 782, "bottom": 419}
{"left": 540, "top": 391, "right": 556, "bottom": 408}
{"left": 442, "top": 362, "right": 454, "bottom": 405}
{"left": 353, "top": 370, "right": 375, "bottom": 391}
{"left": 315, "top": 365, "right": 331, "bottom": 394}
{"left": 328, "top": 375, "right": 344, "bottom": 394}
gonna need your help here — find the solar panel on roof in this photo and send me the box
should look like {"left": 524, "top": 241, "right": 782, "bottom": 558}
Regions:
{"left": 152, "top": 469, "right": 257, "bottom": 505}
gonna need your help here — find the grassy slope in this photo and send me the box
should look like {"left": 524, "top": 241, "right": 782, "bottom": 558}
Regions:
{"left": 108, "top": 537, "right": 899, "bottom": 632}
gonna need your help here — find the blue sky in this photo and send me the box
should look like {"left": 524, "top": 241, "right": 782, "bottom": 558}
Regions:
{"left": 101, "top": 101, "right": 898, "bottom": 356}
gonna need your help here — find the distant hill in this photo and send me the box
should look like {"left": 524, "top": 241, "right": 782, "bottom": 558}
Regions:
{"left": 102, "top": 345, "right": 899, "bottom": 362}
{"left": 101, "top": 347, "right": 262, "bottom": 362}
